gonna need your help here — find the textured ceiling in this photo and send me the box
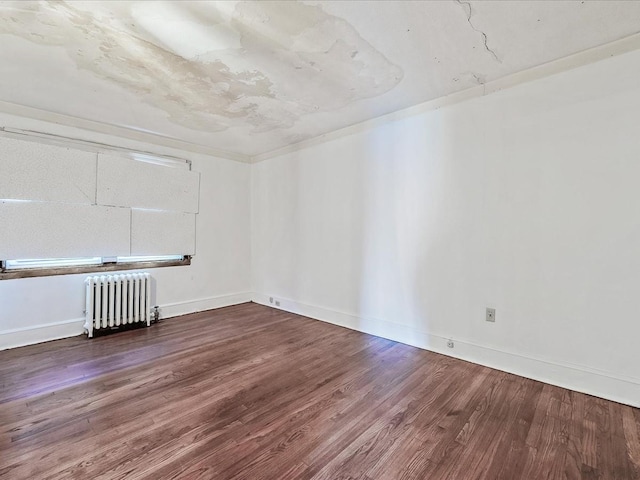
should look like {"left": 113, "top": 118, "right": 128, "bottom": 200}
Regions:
{"left": 0, "top": 1, "right": 639, "bottom": 158}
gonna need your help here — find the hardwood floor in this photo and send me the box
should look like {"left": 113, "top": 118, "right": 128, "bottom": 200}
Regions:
{"left": 1, "top": 302, "right": 638, "bottom": 480}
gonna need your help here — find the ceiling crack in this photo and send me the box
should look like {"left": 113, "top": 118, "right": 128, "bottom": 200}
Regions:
{"left": 455, "top": 0, "right": 501, "bottom": 63}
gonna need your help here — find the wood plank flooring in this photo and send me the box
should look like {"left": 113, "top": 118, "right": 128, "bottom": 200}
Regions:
{"left": 1, "top": 302, "right": 638, "bottom": 479}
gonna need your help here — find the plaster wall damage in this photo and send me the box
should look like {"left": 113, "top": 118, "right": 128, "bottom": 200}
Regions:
{"left": 1, "top": 0, "right": 640, "bottom": 156}
{"left": 0, "top": 1, "right": 403, "bottom": 135}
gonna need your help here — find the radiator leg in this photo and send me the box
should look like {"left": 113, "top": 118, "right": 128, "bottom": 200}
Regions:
{"left": 84, "top": 277, "right": 94, "bottom": 338}
{"left": 84, "top": 319, "right": 94, "bottom": 338}
{"left": 145, "top": 273, "right": 152, "bottom": 328}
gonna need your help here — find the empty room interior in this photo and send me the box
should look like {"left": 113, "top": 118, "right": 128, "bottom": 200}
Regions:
{"left": 1, "top": 1, "right": 640, "bottom": 479}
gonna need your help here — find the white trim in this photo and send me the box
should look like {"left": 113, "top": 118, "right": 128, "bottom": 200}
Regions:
{"left": 0, "top": 292, "right": 252, "bottom": 350}
{"left": 0, "top": 127, "right": 192, "bottom": 169}
{"left": 0, "top": 317, "right": 85, "bottom": 351}
{"left": 251, "top": 32, "right": 640, "bottom": 163}
{"left": 251, "top": 292, "right": 640, "bottom": 408}
{"left": 0, "top": 100, "right": 251, "bottom": 164}
{"left": 159, "top": 292, "right": 253, "bottom": 319}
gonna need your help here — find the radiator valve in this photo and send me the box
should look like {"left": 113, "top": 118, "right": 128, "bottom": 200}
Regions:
{"left": 153, "top": 306, "right": 160, "bottom": 322}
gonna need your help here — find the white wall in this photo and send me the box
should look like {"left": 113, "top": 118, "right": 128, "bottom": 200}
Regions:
{"left": 0, "top": 120, "right": 251, "bottom": 349}
{"left": 2, "top": 46, "right": 639, "bottom": 407}
{"left": 251, "top": 49, "right": 640, "bottom": 407}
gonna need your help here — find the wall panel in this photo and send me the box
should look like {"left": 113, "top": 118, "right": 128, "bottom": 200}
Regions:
{"left": 0, "top": 201, "right": 130, "bottom": 259}
{"left": 131, "top": 209, "right": 196, "bottom": 256}
{"left": 97, "top": 154, "right": 199, "bottom": 213}
{"left": 0, "top": 137, "right": 96, "bottom": 204}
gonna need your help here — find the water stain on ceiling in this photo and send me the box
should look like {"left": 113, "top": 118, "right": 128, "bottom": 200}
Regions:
{"left": 0, "top": 1, "right": 404, "bottom": 135}
{"left": 2, "top": 1, "right": 640, "bottom": 158}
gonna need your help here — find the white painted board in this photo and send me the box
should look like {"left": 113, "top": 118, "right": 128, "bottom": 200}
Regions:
{"left": 96, "top": 154, "right": 199, "bottom": 213}
{"left": 0, "top": 136, "right": 97, "bottom": 204}
{"left": 0, "top": 201, "right": 130, "bottom": 259}
{"left": 131, "top": 209, "right": 196, "bottom": 256}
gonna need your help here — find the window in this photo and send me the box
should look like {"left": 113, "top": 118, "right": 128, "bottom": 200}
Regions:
{"left": 115, "top": 255, "right": 184, "bottom": 263}
{"left": 1, "top": 135, "right": 198, "bottom": 280}
{"left": 3, "top": 257, "right": 103, "bottom": 270}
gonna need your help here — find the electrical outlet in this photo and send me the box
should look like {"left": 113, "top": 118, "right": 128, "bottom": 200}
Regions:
{"left": 269, "top": 297, "right": 274, "bottom": 304}
{"left": 275, "top": 300, "right": 281, "bottom": 307}
{"left": 447, "top": 339, "right": 454, "bottom": 348}
{"left": 486, "top": 307, "right": 496, "bottom": 323}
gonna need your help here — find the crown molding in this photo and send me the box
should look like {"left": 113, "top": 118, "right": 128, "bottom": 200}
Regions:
{"left": 251, "top": 31, "right": 640, "bottom": 163}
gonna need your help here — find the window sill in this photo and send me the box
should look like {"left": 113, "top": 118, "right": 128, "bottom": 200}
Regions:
{"left": 0, "top": 256, "right": 191, "bottom": 280}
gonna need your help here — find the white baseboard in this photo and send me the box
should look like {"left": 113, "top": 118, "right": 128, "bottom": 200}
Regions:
{"left": 159, "top": 292, "right": 253, "bottom": 319}
{"left": 0, "top": 318, "right": 86, "bottom": 351}
{"left": 252, "top": 292, "right": 640, "bottom": 408}
{"left": 0, "top": 292, "right": 252, "bottom": 351}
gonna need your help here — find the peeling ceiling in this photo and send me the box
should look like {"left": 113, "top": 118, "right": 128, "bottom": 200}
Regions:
{"left": 0, "top": 0, "right": 639, "bottom": 157}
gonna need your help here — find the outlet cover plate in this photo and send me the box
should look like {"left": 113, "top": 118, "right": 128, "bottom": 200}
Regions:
{"left": 486, "top": 308, "right": 496, "bottom": 322}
